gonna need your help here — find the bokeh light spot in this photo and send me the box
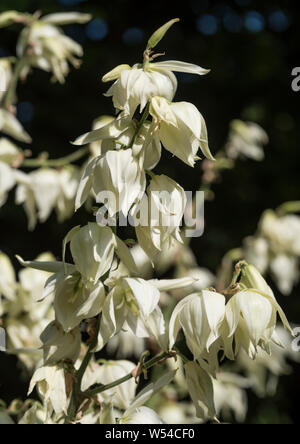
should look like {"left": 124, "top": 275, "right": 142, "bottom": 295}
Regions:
{"left": 269, "top": 10, "right": 290, "bottom": 32}
{"left": 245, "top": 11, "right": 265, "bottom": 33}
{"left": 86, "top": 19, "right": 108, "bottom": 41}
{"left": 196, "top": 14, "right": 219, "bottom": 35}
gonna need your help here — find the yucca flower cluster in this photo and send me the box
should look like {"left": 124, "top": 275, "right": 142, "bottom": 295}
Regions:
{"left": 0, "top": 16, "right": 295, "bottom": 425}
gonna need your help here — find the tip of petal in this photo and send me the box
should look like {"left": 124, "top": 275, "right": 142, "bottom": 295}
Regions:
{"left": 15, "top": 255, "right": 26, "bottom": 266}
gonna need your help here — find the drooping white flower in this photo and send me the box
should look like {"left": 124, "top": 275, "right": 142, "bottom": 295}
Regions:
{"left": 76, "top": 149, "right": 146, "bottom": 217}
{"left": 96, "top": 277, "right": 161, "bottom": 350}
{"left": 133, "top": 175, "right": 186, "bottom": 260}
{"left": 17, "top": 13, "right": 91, "bottom": 83}
{"left": 28, "top": 364, "right": 68, "bottom": 415}
{"left": 52, "top": 274, "right": 106, "bottom": 333}
{"left": 40, "top": 321, "right": 81, "bottom": 365}
{"left": 97, "top": 276, "right": 193, "bottom": 351}
{"left": 102, "top": 58, "right": 210, "bottom": 117}
{"left": 226, "top": 120, "right": 269, "bottom": 161}
{"left": 226, "top": 265, "right": 293, "bottom": 358}
{"left": 169, "top": 290, "right": 226, "bottom": 360}
{"left": 17, "top": 224, "right": 138, "bottom": 332}
{"left": 149, "top": 96, "right": 214, "bottom": 167}
{"left": 102, "top": 64, "right": 177, "bottom": 116}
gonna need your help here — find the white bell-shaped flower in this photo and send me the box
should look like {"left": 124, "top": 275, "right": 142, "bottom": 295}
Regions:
{"left": 134, "top": 175, "right": 186, "bottom": 260}
{"left": 28, "top": 364, "right": 68, "bottom": 415}
{"left": 69, "top": 223, "right": 115, "bottom": 283}
{"left": 169, "top": 290, "right": 226, "bottom": 360}
{"left": 102, "top": 64, "right": 177, "bottom": 116}
{"left": 40, "top": 321, "right": 81, "bottom": 365}
{"left": 226, "top": 264, "right": 293, "bottom": 358}
{"left": 53, "top": 274, "right": 106, "bottom": 333}
{"left": 97, "top": 276, "right": 194, "bottom": 351}
{"left": 149, "top": 96, "right": 214, "bottom": 167}
{"left": 92, "top": 149, "right": 146, "bottom": 217}
{"left": 102, "top": 56, "right": 210, "bottom": 117}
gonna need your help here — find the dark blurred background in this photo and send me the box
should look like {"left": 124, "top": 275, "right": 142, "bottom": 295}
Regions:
{"left": 0, "top": 0, "right": 299, "bottom": 424}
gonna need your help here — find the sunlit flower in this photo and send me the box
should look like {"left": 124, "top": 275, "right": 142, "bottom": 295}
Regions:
{"left": 28, "top": 364, "right": 68, "bottom": 415}
{"left": 149, "top": 96, "right": 214, "bottom": 167}
{"left": 169, "top": 290, "right": 226, "bottom": 360}
{"left": 226, "top": 264, "right": 293, "bottom": 358}
{"left": 102, "top": 59, "right": 209, "bottom": 117}
{"left": 134, "top": 175, "right": 186, "bottom": 260}
{"left": 76, "top": 149, "right": 146, "bottom": 217}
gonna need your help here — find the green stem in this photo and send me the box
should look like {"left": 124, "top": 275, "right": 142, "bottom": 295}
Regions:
{"left": 128, "top": 102, "right": 150, "bottom": 148}
{"left": 3, "top": 57, "right": 29, "bottom": 109}
{"left": 65, "top": 317, "right": 100, "bottom": 424}
{"left": 83, "top": 351, "right": 170, "bottom": 399}
{"left": 22, "top": 147, "right": 90, "bottom": 168}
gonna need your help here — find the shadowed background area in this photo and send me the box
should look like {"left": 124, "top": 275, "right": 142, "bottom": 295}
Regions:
{"left": 0, "top": 0, "right": 299, "bottom": 424}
